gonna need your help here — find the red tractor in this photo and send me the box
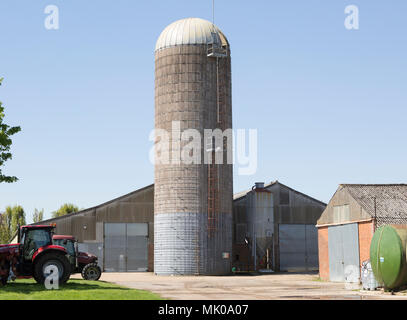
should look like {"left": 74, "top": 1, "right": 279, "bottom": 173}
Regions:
{"left": 52, "top": 235, "right": 102, "bottom": 281}
{"left": 0, "top": 225, "right": 71, "bottom": 286}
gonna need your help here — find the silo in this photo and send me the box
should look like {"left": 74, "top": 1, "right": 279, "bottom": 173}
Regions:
{"left": 154, "top": 18, "right": 233, "bottom": 275}
{"left": 246, "top": 183, "right": 274, "bottom": 270}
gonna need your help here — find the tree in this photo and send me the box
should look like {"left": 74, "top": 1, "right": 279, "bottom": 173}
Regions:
{"left": 52, "top": 203, "right": 79, "bottom": 218}
{"left": 0, "top": 77, "right": 21, "bottom": 183}
{"left": 0, "top": 205, "right": 26, "bottom": 243}
{"left": 32, "top": 208, "right": 44, "bottom": 223}
{"left": 0, "top": 213, "right": 10, "bottom": 243}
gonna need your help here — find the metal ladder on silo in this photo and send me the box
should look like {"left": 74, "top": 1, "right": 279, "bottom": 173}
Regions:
{"left": 207, "top": 146, "right": 219, "bottom": 238}
{"left": 206, "top": 31, "right": 228, "bottom": 239}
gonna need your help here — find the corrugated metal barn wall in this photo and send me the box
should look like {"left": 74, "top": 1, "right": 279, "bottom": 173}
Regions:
{"left": 269, "top": 184, "right": 325, "bottom": 271}
{"left": 40, "top": 185, "right": 155, "bottom": 271}
{"left": 232, "top": 183, "right": 326, "bottom": 272}
{"left": 48, "top": 209, "right": 96, "bottom": 242}
{"left": 317, "top": 187, "right": 371, "bottom": 226}
{"left": 232, "top": 197, "right": 251, "bottom": 270}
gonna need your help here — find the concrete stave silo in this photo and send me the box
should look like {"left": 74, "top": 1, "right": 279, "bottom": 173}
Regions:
{"left": 154, "top": 18, "right": 233, "bottom": 275}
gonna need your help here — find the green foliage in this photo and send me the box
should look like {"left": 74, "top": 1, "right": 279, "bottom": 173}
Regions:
{"left": 0, "top": 279, "right": 164, "bottom": 300}
{"left": 0, "top": 77, "right": 21, "bottom": 183}
{"left": 32, "top": 208, "right": 44, "bottom": 223}
{"left": 52, "top": 203, "right": 79, "bottom": 218}
{"left": 0, "top": 214, "right": 9, "bottom": 243}
{"left": 0, "top": 205, "right": 26, "bottom": 243}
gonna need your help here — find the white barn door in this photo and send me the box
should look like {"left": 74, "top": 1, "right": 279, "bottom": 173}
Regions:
{"left": 328, "top": 223, "right": 360, "bottom": 283}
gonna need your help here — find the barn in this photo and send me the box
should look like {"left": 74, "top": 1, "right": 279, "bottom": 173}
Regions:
{"left": 317, "top": 184, "right": 407, "bottom": 283}
{"left": 35, "top": 180, "right": 326, "bottom": 274}
{"left": 39, "top": 184, "right": 154, "bottom": 272}
{"left": 232, "top": 181, "right": 326, "bottom": 272}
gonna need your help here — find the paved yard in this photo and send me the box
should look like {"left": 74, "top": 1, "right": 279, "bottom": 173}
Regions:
{"left": 74, "top": 272, "right": 407, "bottom": 300}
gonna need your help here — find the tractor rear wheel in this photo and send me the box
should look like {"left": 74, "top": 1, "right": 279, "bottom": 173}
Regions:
{"left": 81, "top": 263, "right": 102, "bottom": 281}
{"left": 33, "top": 252, "right": 71, "bottom": 285}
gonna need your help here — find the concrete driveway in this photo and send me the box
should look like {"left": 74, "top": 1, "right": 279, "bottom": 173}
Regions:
{"left": 73, "top": 272, "right": 407, "bottom": 300}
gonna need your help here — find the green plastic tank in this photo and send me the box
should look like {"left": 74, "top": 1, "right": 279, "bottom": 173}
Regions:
{"left": 370, "top": 225, "right": 407, "bottom": 289}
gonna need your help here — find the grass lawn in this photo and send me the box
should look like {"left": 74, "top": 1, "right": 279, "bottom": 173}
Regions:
{"left": 0, "top": 279, "right": 164, "bottom": 300}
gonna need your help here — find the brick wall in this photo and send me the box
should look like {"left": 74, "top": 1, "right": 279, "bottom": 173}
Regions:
{"left": 318, "top": 227, "right": 329, "bottom": 280}
{"left": 358, "top": 221, "right": 374, "bottom": 267}
{"left": 318, "top": 221, "right": 373, "bottom": 281}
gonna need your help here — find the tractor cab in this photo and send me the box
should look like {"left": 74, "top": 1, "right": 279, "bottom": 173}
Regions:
{"left": 52, "top": 235, "right": 101, "bottom": 280}
{"left": 20, "top": 226, "right": 54, "bottom": 261}
{"left": 17, "top": 225, "right": 57, "bottom": 275}
{"left": 52, "top": 235, "right": 78, "bottom": 268}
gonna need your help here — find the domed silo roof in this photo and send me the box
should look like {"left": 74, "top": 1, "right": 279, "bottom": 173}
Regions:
{"left": 155, "top": 17, "right": 229, "bottom": 52}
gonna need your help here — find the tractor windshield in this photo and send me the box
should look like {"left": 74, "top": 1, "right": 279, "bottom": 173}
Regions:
{"left": 28, "top": 229, "right": 52, "bottom": 248}
{"left": 54, "top": 239, "right": 75, "bottom": 256}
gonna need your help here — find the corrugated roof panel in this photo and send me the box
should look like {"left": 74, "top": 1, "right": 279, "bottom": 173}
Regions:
{"left": 343, "top": 184, "right": 407, "bottom": 222}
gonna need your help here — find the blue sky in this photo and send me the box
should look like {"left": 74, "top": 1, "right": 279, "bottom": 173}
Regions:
{"left": 0, "top": 1, "right": 406, "bottom": 223}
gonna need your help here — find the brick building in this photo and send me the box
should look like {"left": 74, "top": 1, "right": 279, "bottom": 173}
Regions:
{"left": 317, "top": 184, "right": 407, "bottom": 283}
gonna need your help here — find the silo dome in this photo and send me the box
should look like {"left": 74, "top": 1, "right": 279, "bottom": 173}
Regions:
{"left": 155, "top": 17, "right": 229, "bottom": 52}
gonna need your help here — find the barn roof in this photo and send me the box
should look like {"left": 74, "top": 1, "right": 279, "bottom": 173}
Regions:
{"left": 37, "top": 184, "right": 154, "bottom": 225}
{"left": 341, "top": 184, "right": 407, "bottom": 224}
{"left": 233, "top": 180, "right": 326, "bottom": 206}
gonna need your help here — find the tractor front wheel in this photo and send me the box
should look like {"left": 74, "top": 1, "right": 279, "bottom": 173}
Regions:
{"left": 33, "top": 252, "right": 71, "bottom": 285}
{"left": 81, "top": 263, "right": 102, "bottom": 281}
